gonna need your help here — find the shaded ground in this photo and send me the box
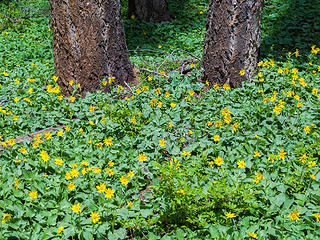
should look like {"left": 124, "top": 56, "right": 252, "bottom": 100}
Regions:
{"left": 261, "top": 0, "right": 320, "bottom": 59}
{"left": 1, "top": 0, "right": 319, "bottom": 61}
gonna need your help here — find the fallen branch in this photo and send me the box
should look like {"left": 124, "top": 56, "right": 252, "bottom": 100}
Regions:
{"left": 123, "top": 81, "right": 134, "bottom": 93}
{"left": 0, "top": 125, "right": 66, "bottom": 152}
{"left": 139, "top": 68, "right": 169, "bottom": 78}
{"left": 128, "top": 48, "right": 201, "bottom": 61}
{"left": 128, "top": 49, "right": 169, "bottom": 55}
{"left": 156, "top": 49, "right": 179, "bottom": 71}
{"left": 175, "top": 48, "right": 201, "bottom": 61}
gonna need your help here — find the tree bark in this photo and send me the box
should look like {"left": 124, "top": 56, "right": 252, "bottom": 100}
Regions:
{"left": 129, "top": 0, "right": 171, "bottom": 22}
{"left": 202, "top": 0, "right": 264, "bottom": 87}
{"left": 50, "top": 0, "right": 134, "bottom": 96}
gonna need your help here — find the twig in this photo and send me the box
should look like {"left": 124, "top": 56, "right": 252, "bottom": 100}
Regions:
{"left": 155, "top": 49, "right": 200, "bottom": 72}
{"left": 123, "top": 81, "right": 134, "bottom": 93}
{"left": 139, "top": 229, "right": 149, "bottom": 240}
{"left": 128, "top": 49, "right": 170, "bottom": 55}
{"left": 138, "top": 56, "right": 149, "bottom": 65}
{"left": 0, "top": 125, "right": 66, "bottom": 152}
{"left": 129, "top": 48, "right": 201, "bottom": 61}
{"left": 0, "top": 99, "right": 8, "bottom": 105}
{"left": 157, "top": 49, "right": 179, "bottom": 71}
{"left": 139, "top": 68, "right": 169, "bottom": 78}
{"left": 175, "top": 48, "right": 201, "bottom": 61}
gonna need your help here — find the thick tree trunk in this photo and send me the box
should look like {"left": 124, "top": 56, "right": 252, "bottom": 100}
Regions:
{"left": 50, "top": 0, "right": 134, "bottom": 96}
{"left": 202, "top": 0, "right": 263, "bottom": 87}
{"left": 129, "top": 0, "right": 171, "bottom": 22}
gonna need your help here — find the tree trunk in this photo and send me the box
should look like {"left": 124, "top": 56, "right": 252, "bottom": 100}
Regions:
{"left": 202, "top": 0, "right": 264, "bottom": 87}
{"left": 50, "top": 0, "right": 134, "bottom": 96}
{"left": 129, "top": 0, "right": 171, "bottom": 22}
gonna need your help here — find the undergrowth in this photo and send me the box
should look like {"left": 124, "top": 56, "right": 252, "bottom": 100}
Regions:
{"left": 0, "top": 0, "right": 319, "bottom": 239}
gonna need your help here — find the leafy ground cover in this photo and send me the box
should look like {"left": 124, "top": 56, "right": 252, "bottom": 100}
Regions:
{"left": 0, "top": 0, "right": 320, "bottom": 239}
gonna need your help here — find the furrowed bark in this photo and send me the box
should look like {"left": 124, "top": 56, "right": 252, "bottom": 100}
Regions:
{"left": 50, "top": 0, "right": 134, "bottom": 96}
{"left": 203, "top": 0, "right": 264, "bottom": 87}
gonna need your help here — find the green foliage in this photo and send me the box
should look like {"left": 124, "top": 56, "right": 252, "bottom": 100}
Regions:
{"left": 0, "top": 0, "right": 320, "bottom": 239}
{"left": 261, "top": 0, "right": 320, "bottom": 58}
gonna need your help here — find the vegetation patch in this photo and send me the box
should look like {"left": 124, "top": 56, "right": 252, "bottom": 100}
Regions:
{"left": 0, "top": 0, "right": 319, "bottom": 239}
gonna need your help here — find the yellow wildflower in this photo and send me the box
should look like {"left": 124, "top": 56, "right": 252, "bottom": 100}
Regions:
{"left": 105, "top": 188, "right": 114, "bottom": 199}
{"left": 237, "top": 160, "right": 246, "bottom": 168}
{"left": 181, "top": 151, "right": 191, "bottom": 156}
{"left": 288, "top": 210, "right": 301, "bottom": 221}
{"left": 2, "top": 213, "right": 12, "bottom": 224}
{"left": 248, "top": 232, "right": 257, "bottom": 239}
{"left": 231, "top": 122, "right": 240, "bottom": 132}
{"left": 104, "top": 137, "right": 113, "bottom": 146}
{"left": 313, "top": 213, "right": 320, "bottom": 222}
{"left": 57, "top": 226, "right": 64, "bottom": 234}
{"left": 225, "top": 212, "right": 236, "bottom": 218}
{"left": 253, "top": 152, "right": 261, "bottom": 157}
{"left": 214, "top": 156, "right": 224, "bottom": 166}
{"left": 54, "top": 158, "right": 63, "bottom": 166}
{"left": 128, "top": 170, "right": 135, "bottom": 178}
{"left": 40, "top": 150, "right": 50, "bottom": 162}
{"left": 29, "top": 191, "right": 38, "bottom": 199}
{"left": 57, "top": 130, "right": 64, "bottom": 136}
{"left": 69, "top": 96, "right": 75, "bottom": 102}
{"left": 253, "top": 173, "right": 264, "bottom": 183}
{"left": 213, "top": 135, "right": 220, "bottom": 142}
{"left": 71, "top": 203, "right": 81, "bottom": 213}
{"left": 304, "top": 125, "right": 310, "bottom": 134}
{"left": 223, "top": 83, "right": 230, "bottom": 90}
{"left": 127, "top": 201, "right": 133, "bottom": 208}
{"left": 159, "top": 139, "right": 166, "bottom": 148}
{"left": 239, "top": 69, "right": 245, "bottom": 76}
{"left": 138, "top": 154, "right": 147, "bottom": 162}
{"left": 120, "top": 176, "right": 130, "bottom": 186}
{"left": 18, "top": 147, "right": 27, "bottom": 155}
{"left": 215, "top": 120, "right": 222, "bottom": 127}
{"left": 96, "top": 183, "right": 107, "bottom": 193}
{"left": 67, "top": 182, "right": 75, "bottom": 191}
{"left": 90, "top": 212, "right": 100, "bottom": 223}
{"left": 176, "top": 189, "right": 186, "bottom": 195}
{"left": 278, "top": 150, "right": 287, "bottom": 161}
{"left": 188, "top": 90, "right": 195, "bottom": 96}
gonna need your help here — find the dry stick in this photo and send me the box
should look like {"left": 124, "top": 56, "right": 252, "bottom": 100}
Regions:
{"left": 128, "top": 49, "right": 170, "bottom": 55}
{"left": 139, "top": 229, "right": 149, "bottom": 240}
{"left": 163, "top": 66, "right": 170, "bottom": 72}
{"left": 0, "top": 100, "right": 7, "bottom": 105}
{"left": 129, "top": 48, "right": 201, "bottom": 60}
{"left": 139, "top": 68, "right": 169, "bottom": 78}
{"left": 123, "top": 81, "right": 134, "bottom": 93}
{"left": 138, "top": 56, "right": 149, "bottom": 66}
{"left": 0, "top": 125, "right": 66, "bottom": 152}
{"left": 158, "top": 49, "right": 201, "bottom": 71}
{"left": 156, "top": 49, "right": 179, "bottom": 71}
{"left": 175, "top": 48, "right": 201, "bottom": 61}
{"left": 156, "top": 49, "right": 200, "bottom": 73}
{"left": 131, "top": 48, "right": 200, "bottom": 78}
{"left": 165, "top": 56, "right": 191, "bottom": 64}
{"left": 131, "top": 48, "right": 185, "bottom": 69}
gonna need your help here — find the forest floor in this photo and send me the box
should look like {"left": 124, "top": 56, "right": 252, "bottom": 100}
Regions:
{"left": 0, "top": 0, "right": 320, "bottom": 239}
